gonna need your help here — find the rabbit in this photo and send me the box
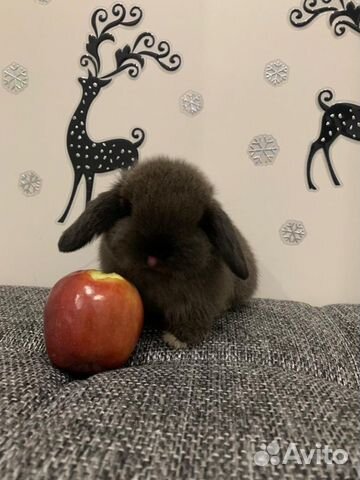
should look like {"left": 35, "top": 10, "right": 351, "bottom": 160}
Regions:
{"left": 58, "top": 156, "right": 258, "bottom": 348}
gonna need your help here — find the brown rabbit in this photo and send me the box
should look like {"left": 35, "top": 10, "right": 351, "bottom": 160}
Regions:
{"left": 58, "top": 157, "right": 258, "bottom": 348}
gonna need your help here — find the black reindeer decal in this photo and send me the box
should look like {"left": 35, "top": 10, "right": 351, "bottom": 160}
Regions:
{"left": 307, "top": 90, "right": 360, "bottom": 190}
{"left": 58, "top": 4, "right": 181, "bottom": 223}
{"left": 290, "top": 0, "right": 360, "bottom": 36}
{"left": 290, "top": 0, "right": 360, "bottom": 190}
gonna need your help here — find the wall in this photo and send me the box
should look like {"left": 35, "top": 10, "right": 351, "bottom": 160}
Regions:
{"left": 1, "top": 0, "right": 360, "bottom": 305}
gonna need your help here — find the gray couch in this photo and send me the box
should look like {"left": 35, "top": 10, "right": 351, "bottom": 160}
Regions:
{"left": 0, "top": 285, "right": 359, "bottom": 479}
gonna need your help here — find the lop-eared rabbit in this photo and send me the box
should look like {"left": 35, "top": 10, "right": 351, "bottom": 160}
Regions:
{"left": 59, "top": 157, "right": 258, "bottom": 348}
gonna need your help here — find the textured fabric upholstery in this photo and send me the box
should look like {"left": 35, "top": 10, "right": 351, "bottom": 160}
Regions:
{"left": 0, "top": 285, "right": 359, "bottom": 479}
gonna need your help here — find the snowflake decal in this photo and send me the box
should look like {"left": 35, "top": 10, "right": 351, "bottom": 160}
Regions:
{"left": 36, "top": 0, "right": 52, "bottom": 4}
{"left": 248, "top": 134, "right": 279, "bottom": 166}
{"left": 280, "top": 220, "right": 307, "bottom": 246}
{"left": 2, "top": 63, "right": 29, "bottom": 94}
{"left": 264, "top": 59, "right": 289, "bottom": 87}
{"left": 180, "top": 90, "right": 203, "bottom": 116}
{"left": 18, "top": 171, "right": 42, "bottom": 196}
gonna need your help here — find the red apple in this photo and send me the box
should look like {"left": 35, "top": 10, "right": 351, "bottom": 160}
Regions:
{"left": 44, "top": 270, "right": 144, "bottom": 374}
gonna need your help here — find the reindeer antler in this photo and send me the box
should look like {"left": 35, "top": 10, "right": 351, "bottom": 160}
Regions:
{"left": 290, "top": 0, "right": 360, "bottom": 37}
{"left": 101, "top": 32, "right": 182, "bottom": 80}
{"left": 80, "top": 3, "right": 181, "bottom": 80}
{"left": 132, "top": 32, "right": 182, "bottom": 71}
{"left": 80, "top": 3, "right": 143, "bottom": 77}
{"left": 93, "top": 4, "right": 143, "bottom": 37}
{"left": 329, "top": 1, "right": 360, "bottom": 36}
{"left": 290, "top": 0, "right": 338, "bottom": 28}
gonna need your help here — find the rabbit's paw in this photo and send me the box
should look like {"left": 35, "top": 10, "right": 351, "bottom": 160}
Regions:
{"left": 163, "top": 332, "right": 188, "bottom": 350}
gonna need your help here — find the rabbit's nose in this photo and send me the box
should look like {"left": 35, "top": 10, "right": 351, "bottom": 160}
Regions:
{"left": 147, "top": 256, "right": 159, "bottom": 268}
{"left": 145, "top": 234, "right": 174, "bottom": 263}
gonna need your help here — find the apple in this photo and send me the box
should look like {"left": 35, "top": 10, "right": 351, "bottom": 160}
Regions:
{"left": 44, "top": 270, "right": 144, "bottom": 374}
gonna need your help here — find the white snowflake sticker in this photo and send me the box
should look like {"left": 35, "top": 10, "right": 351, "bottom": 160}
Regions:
{"left": 18, "top": 171, "right": 42, "bottom": 196}
{"left": 2, "top": 63, "right": 29, "bottom": 94}
{"left": 280, "top": 220, "right": 306, "bottom": 245}
{"left": 248, "top": 134, "right": 279, "bottom": 166}
{"left": 264, "top": 59, "right": 289, "bottom": 87}
{"left": 180, "top": 90, "right": 203, "bottom": 116}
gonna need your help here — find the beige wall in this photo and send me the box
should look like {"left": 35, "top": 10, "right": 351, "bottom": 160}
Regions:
{"left": 1, "top": 0, "right": 360, "bottom": 305}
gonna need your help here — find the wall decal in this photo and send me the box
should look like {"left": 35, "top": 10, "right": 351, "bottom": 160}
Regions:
{"left": 248, "top": 135, "right": 280, "bottom": 166}
{"left": 58, "top": 3, "right": 182, "bottom": 223}
{"left": 290, "top": 0, "right": 360, "bottom": 37}
{"left": 18, "top": 171, "right": 42, "bottom": 196}
{"left": 180, "top": 90, "right": 204, "bottom": 116}
{"left": 37, "top": 0, "right": 52, "bottom": 5}
{"left": 2, "top": 63, "right": 28, "bottom": 94}
{"left": 290, "top": 2, "right": 360, "bottom": 190}
{"left": 280, "top": 220, "right": 307, "bottom": 245}
{"left": 264, "top": 60, "right": 289, "bottom": 87}
{"left": 307, "top": 89, "right": 360, "bottom": 190}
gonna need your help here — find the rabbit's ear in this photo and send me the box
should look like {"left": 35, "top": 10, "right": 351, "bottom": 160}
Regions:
{"left": 201, "top": 202, "right": 249, "bottom": 279}
{"left": 58, "top": 190, "right": 129, "bottom": 252}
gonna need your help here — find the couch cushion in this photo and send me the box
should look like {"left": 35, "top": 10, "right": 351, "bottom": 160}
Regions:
{"left": 0, "top": 286, "right": 359, "bottom": 479}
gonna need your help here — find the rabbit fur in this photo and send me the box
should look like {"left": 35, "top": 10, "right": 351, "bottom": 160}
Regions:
{"left": 58, "top": 157, "right": 258, "bottom": 348}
